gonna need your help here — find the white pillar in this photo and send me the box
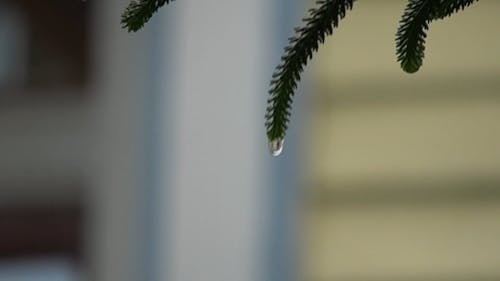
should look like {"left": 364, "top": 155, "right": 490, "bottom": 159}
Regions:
{"left": 156, "top": 0, "right": 273, "bottom": 280}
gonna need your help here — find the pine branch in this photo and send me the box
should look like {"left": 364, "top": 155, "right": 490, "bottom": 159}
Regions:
{"left": 396, "top": 0, "right": 479, "bottom": 73}
{"left": 265, "top": 0, "right": 355, "bottom": 142}
{"left": 121, "top": 0, "right": 173, "bottom": 32}
{"left": 396, "top": 0, "right": 439, "bottom": 73}
{"left": 431, "top": 0, "right": 479, "bottom": 20}
{"left": 118, "top": 0, "right": 482, "bottom": 155}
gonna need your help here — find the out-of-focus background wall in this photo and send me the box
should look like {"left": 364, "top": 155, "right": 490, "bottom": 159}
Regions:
{"left": 302, "top": 1, "right": 500, "bottom": 281}
{"left": 0, "top": 0, "right": 91, "bottom": 280}
{"left": 0, "top": 0, "right": 499, "bottom": 281}
{"left": 0, "top": 0, "right": 296, "bottom": 280}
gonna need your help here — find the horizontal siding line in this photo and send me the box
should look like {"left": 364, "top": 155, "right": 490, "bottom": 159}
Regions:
{"left": 304, "top": 178, "right": 500, "bottom": 208}
{"left": 307, "top": 274, "right": 500, "bottom": 281}
{"left": 309, "top": 72, "right": 500, "bottom": 108}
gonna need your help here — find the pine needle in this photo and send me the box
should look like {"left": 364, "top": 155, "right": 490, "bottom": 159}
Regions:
{"left": 121, "top": 0, "right": 173, "bottom": 32}
{"left": 265, "top": 0, "right": 355, "bottom": 142}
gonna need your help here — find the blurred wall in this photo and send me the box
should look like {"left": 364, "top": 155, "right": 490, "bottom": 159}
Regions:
{"left": 0, "top": 0, "right": 296, "bottom": 280}
{"left": 302, "top": 1, "right": 500, "bottom": 280}
{"left": 0, "top": 0, "right": 155, "bottom": 280}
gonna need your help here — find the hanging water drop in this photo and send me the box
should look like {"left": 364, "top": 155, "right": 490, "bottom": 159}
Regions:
{"left": 268, "top": 138, "right": 284, "bottom": 157}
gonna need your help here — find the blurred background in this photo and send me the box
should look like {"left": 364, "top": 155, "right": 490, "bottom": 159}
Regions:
{"left": 0, "top": 0, "right": 498, "bottom": 281}
{"left": 303, "top": 1, "right": 500, "bottom": 281}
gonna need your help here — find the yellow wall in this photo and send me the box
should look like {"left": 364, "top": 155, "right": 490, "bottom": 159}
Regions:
{"left": 302, "top": 1, "right": 500, "bottom": 280}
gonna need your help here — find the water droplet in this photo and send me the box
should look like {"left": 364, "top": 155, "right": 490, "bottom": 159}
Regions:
{"left": 268, "top": 138, "right": 284, "bottom": 157}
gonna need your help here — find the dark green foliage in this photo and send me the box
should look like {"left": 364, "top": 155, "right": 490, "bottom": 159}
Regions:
{"left": 265, "top": 0, "right": 355, "bottom": 142}
{"left": 395, "top": 0, "right": 438, "bottom": 74}
{"left": 431, "top": 0, "right": 479, "bottom": 20}
{"left": 121, "top": 0, "right": 480, "bottom": 146}
{"left": 121, "top": 0, "right": 173, "bottom": 32}
{"left": 396, "top": 0, "right": 479, "bottom": 74}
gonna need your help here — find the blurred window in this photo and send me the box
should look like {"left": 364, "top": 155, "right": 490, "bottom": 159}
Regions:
{"left": 0, "top": 258, "right": 81, "bottom": 281}
{"left": 0, "top": 206, "right": 83, "bottom": 281}
{"left": 0, "top": 0, "right": 90, "bottom": 94}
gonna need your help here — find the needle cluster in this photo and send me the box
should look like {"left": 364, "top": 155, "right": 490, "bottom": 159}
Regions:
{"left": 265, "top": 0, "right": 355, "bottom": 141}
{"left": 396, "top": 0, "right": 479, "bottom": 73}
{"left": 121, "top": 0, "right": 173, "bottom": 32}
